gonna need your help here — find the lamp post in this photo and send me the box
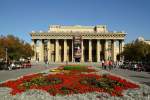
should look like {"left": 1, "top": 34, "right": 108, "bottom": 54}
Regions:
{"left": 5, "top": 48, "right": 8, "bottom": 63}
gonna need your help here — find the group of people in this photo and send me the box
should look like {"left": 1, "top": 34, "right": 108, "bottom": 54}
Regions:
{"left": 100, "top": 60, "right": 123, "bottom": 70}
{"left": 101, "top": 60, "right": 116, "bottom": 70}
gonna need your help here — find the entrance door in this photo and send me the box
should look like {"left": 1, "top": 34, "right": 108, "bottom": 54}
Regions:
{"left": 73, "top": 36, "right": 82, "bottom": 62}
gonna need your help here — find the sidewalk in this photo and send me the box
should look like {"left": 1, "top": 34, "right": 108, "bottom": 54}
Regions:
{"left": 107, "top": 68, "right": 150, "bottom": 86}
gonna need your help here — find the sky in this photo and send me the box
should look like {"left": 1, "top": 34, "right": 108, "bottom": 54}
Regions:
{"left": 0, "top": 0, "right": 150, "bottom": 43}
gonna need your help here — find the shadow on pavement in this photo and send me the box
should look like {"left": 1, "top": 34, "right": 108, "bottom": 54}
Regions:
{"left": 130, "top": 75, "right": 150, "bottom": 79}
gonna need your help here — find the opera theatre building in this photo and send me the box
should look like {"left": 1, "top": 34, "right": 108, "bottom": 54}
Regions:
{"left": 29, "top": 25, "right": 126, "bottom": 63}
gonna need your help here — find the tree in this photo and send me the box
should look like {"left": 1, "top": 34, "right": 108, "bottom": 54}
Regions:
{"left": 0, "top": 47, "right": 5, "bottom": 59}
{"left": 21, "top": 43, "right": 34, "bottom": 59}
{"left": 0, "top": 36, "right": 6, "bottom": 60}
{"left": 0, "top": 35, "right": 34, "bottom": 61}
{"left": 122, "top": 40, "right": 150, "bottom": 62}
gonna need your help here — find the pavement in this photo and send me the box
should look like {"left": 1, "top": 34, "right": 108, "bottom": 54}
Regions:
{"left": 0, "top": 63, "right": 150, "bottom": 86}
{"left": 0, "top": 63, "right": 58, "bottom": 82}
{"left": 110, "top": 68, "right": 150, "bottom": 86}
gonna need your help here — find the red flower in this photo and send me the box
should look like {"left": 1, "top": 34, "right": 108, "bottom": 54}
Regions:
{"left": 0, "top": 66, "right": 139, "bottom": 96}
{"left": 114, "top": 86, "right": 123, "bottom": 91}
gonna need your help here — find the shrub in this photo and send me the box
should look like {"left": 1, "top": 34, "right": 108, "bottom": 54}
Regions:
{"left": 63, "top": 65, "right": 87, "bottom": 70}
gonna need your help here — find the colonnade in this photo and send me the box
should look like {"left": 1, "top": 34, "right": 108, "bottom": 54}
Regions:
{"left": 31, "top": 39, "right": 124, "bottom": 62}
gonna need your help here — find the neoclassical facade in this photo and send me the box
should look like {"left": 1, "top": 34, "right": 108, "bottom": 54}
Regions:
{"left": 29, "top": 25, "right": 126, "bottom": 62}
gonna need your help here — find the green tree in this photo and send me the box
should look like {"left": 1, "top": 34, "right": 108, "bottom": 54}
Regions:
{"left": 0, "top": 35, "right": 34, "bottom": 61}
{"left": 122, "top": 41, "right": 150, "bottom": 62}
{"left": 0, "top": 36, "right": 6, "bottom": 60}
{"left": 0, "top": 47, "right": 5, "bottom": 59}
{"left": 22, "top": 43, "right": 34, "bottom": 59}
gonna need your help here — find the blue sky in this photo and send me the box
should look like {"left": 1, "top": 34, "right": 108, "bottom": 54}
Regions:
{"left": 0, "top": 0, "right": 150, "bottom": 43}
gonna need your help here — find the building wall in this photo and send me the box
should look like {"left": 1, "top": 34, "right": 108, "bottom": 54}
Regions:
{"left": 30, "top": 25, "right": 126, "bottom": 63}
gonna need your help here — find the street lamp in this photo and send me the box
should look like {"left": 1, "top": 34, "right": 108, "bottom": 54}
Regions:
{"left": 5, "top": 48, "right": 8, "bottom": 63}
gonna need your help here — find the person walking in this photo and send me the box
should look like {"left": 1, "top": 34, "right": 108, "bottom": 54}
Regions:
{"left": 134, "top": 64, "right": 137, "bottom": 71}
{"left": 104, "top": 60, "right": 108, "bottom": 70}
{"left": 102, "top": 60, "right": 104, "bottom": 69}
{"left": 8, "top": 62, "right": 15, "bottom": 70}
{"left": 109, "top": 60, "right": 113, "bottom": 70}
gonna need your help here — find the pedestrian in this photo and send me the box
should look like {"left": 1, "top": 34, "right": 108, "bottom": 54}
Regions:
{"left": 134, "top": 64, "right": 137, "bottom": 71}
{"left": 9, "top": 62, "right": 15, "bottom": 70}
{"left": 109, "top": 60, "right": 113, "bottom": 70}
{"left": 104, "top": 60, "right": 107, "bottom": 70}
{"left": 102, "top": 60, "right": 104, "bottom": 69}
{"left": 112, "top": 61, "right": 115, "bottom": 69}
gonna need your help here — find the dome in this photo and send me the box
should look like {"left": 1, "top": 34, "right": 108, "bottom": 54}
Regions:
{"left": 137, "top": 37, "right": 144, "bottom": 41}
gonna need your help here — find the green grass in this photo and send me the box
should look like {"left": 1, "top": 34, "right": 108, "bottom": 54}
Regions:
{"left": 63, "top": 65, "right": 87, "bottom": 70}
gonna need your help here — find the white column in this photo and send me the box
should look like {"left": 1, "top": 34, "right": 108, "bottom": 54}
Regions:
{"left": 122, "top": 41, "right": 125, "bottom": 52}
{"left": 104, "top": 40, "right": 108, "bottom": 61}
{"left": 112, "top": 40, "right": 116, "bottom": 61}
{"left": 72, "top": 40, "right": 74, "bottom": 62}
{"left": 119, "top": 40, "right": 124, "bottom": 61}
{"left": 119, "top": 40, "right": 122, "bottom": 61}
{"left": 31, "top": 39, "right": 36, "bottom": 61}
{"left": 122, "top": 41, "right": 125, "bottom": 61}
{"left": 67, "top": 41, "right": 69, "bottom": 61}
{"left": 81, "top": 39, "right": 84, "bottom": 62}
{"left": 119, "top": 40, "right": 123, "bottom": 54}
{"left": 39, "top": 40, "right": 44, "bottom": 62}
{"left": 64, "top": 39, "right": 67, "bottom": 62}
{"left": 89, "top": 39, "right": 92, "bottom": 62}
{"left": 47, "top": 40, "right": 51, "bottom": 63}
{"left": 97, "top": 39, "right": 100, "bottom": 62}
{"left": 119, "top": 40, "right": 121, "bottom": 54}
{"left": 55, "top": 39, "right": 59, "bottom": 62}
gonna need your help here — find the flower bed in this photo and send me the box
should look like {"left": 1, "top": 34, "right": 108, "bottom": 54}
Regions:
{"left": 50, "top": 65, "right": 96, "bottom": 74}
{"left": 0, "top": 65, "right": 139, "bottom": 97}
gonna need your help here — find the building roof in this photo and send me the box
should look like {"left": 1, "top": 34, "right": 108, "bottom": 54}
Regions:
{"left": 48, "top": 25, "right": 108, "bottom": 33}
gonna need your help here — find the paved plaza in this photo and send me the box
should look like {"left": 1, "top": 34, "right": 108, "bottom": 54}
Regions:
{"left": 110, "top": 68, "right": 150, "bottom": 86}
{"left": 0, "top": 63, "right": 150, "bottom": 87}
